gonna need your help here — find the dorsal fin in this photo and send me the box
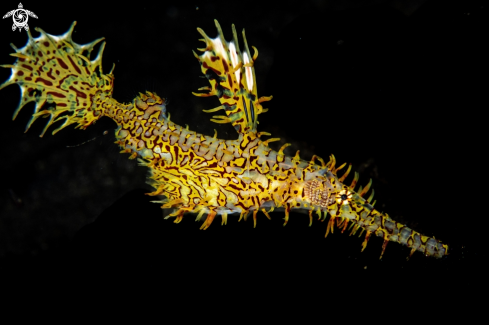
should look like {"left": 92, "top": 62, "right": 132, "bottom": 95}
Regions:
{"left": 192, "top": 20, "right": 272, "bottom": 136}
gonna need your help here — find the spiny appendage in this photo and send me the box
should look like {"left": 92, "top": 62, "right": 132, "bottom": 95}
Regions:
{"left": 316, "top": 155, "right": 448, "bottom": 259}
{"left": 146, "top": 189, "right": 224, "bottom": 231}
{"left": 0, "top": 21, "right": 115, "bottom": 137}
{"left": 142, "top": 152, "right": 239, "bottom": 231}
{"left": 192, "top": 19, "right": 272, "bottom": 135}
{"left": 138, "top": 131, "right": 275, "bottom": 231}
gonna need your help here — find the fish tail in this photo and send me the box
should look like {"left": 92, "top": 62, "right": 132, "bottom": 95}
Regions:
{"left": 1, "top": 21, "right": 119, "bottom": 137}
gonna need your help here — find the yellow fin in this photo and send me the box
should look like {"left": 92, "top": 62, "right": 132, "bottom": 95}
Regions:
{"left": 0, "top": 21, "right": 118, "bottom": 136}
{"left": 193, "top": 20, "right": 272, "bottom": 135}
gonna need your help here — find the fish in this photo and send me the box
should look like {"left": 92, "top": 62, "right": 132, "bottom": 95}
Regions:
{"left": 0, "top": 20, "right": 448, "bottom": 259}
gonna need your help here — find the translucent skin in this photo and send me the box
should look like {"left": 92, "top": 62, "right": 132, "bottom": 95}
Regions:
{"left": 0, "top": 21, "right": 448, "bottom": 259}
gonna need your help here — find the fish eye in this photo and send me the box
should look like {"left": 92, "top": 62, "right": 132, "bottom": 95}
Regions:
{"left": 336, "top": 190, "right": 352, "bottom": 205}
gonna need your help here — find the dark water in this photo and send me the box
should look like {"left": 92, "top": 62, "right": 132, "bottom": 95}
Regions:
{"left": 0, "top": 0, "right": 484, "bottom": 312}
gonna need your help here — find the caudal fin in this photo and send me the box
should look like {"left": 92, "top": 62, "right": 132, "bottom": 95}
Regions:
{"left": 0, "top": 21, "right": 115, "bottom": 137}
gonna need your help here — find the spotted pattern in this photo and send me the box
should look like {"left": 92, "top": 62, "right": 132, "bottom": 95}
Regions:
{"left": 1, "top": 21, "right": 448, "bottom": 259}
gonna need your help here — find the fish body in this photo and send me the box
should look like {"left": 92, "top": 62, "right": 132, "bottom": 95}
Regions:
{"left": 0, "top": 20, "right": 448, "bottom": 259}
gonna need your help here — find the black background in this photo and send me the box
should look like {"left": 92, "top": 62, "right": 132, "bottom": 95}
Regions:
{"left": 0, "top": 0, "right": 485, "bottom": 315}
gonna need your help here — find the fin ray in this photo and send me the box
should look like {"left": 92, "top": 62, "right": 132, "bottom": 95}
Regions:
{"left": 193, "top": 20, "right": 271, "bottom": 135}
